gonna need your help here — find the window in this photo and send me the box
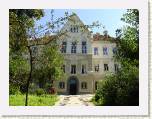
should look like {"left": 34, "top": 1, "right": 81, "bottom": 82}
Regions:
{"left": 59, "top": 82, "right": 65, "bottom": 89}
{"left": 82, "top": 64, "right": 87, "bottom": 74}
{"left": 81, "top": 82, "right": 87, "bottom": 89}
{"left": 103, "top": 47, "right": 108, "bottom": 55}
{"left": 71, "top": 42, "right": 77, "bottom": 53}
{"left": 61, "top": 65, "right": 65, "bottom": 73}
{"left": 113, "top": 47, "right": 117, "bottom": 55}
{"left": 70, "top": 27, "right": 73, "bottom": 32}
{"left": 95, "top": 64, "right": 99, "bottom": 72}
{"left": 94, "top": 47, "right": 98, "bottom": 55}
{"left": 82, "top": 41, "right": 87, "bottom": 54}
{"left": 61, "top": 42, "right": 67, "bottom": 53}
{"left": 71, "top": 65, "right": 76, "bottom": 74}
{"left": 95, "top": 81, "right": 98, "bottom": 90}
{"left": 70, "top": 25, "right": 78, "bottom": 33}
{"left": 104, "top": 64, "right": 109, "bottom": 71}
{"left": 32, "top": 46, "right": 38, "bottom": 54}
{"left": 114, "top": 64, "right": 119, "bottom": 72}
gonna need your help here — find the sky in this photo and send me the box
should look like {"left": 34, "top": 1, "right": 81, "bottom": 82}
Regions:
{"left": 36, "top": 9, "right": 127, "bottom": 37}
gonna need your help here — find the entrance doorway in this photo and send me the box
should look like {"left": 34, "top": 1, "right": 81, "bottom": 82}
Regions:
{"left": 67, "top": 76, "right": 78, "bottom": 95}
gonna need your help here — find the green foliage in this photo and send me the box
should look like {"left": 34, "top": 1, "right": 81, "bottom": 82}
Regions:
{"left": 121, "top": 9, "right": 139, "bottom": 28}
{"left": 9, "top": 9, "right": 44, "bottom": 52}
{"left": 34, "top": 41, "right": 64, "bottom": 88}
{"left": 94, "top": 66, "right": 139, "bottom": 106}
{"left": 94, "top": 9, "right": 139, "bottom": 106}
{"left": 9, "top": 84, "right": 21, "bottom": 95}
{"left": 116, "top": 9, "right": 139, "bottom": 64}
{"left": 9, "top": 52, "right": 30, "bottom": 93}
{"left": 28, "top": 83, "right": 39, "bottom": 94}
{"left": 9, "top": 9, "right": 44, "bottom": 95}
{"left": 36, "top": 88, "right": 45, "bottom": 96}
{"left": 9, "top": 94, "right": 58, "bottom": 106}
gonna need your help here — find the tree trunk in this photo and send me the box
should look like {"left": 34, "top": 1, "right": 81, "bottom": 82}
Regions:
{"left": 25, "top": 46, "right": 33, "bottom": 106}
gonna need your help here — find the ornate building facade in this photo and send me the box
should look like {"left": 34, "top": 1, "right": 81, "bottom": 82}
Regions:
{"left": 53, "top": 14, "right": 118, "bottom": 94}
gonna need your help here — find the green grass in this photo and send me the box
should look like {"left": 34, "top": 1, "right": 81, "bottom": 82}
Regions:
{"left": 9, "top": 94, "right": 58, "bottom": 106}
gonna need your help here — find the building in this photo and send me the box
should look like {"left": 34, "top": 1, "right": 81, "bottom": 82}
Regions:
{"left": 53, "top": 14, "right": 118, "bottom": 95}
{"left": 29, "top": 13, "right": 118, "bottom": 95}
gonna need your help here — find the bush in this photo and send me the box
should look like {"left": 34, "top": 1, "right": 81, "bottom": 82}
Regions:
{"left": 9, "top": 84, "right": 21, "bottom": 95}
{"left": 94, "top": 66, "right": 139, "bottom": 106}
{"left": 29, "top": 83, "right": 39, "bottom": 94}
{"left": 36, "top": 88, "right": 45, "bottom": 96}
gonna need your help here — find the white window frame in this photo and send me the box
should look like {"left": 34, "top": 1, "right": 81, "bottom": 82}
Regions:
{"left": 94, "top": 47, "right": 98, "bottom": 55}
{"left": 71, "top": 42, "right": 77, "bottom": 53}
{"left": 103, "top": 47, "right": 108, "bottom": 55}
{"left": 71, "top": 64, "right": 76, "bottom": 74}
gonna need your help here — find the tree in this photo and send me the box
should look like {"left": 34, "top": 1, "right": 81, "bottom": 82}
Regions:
{"left": 32, "top": 40, "right": 64, "bottom": 93}
{"left": 9, "top": 9, "right": 44, "bottom": 52}
{"left": 10, "top": 10, "right": 103, "bottom": 106}
{"left": 116, "top": 9, "right": 139, "bottom": 65}
{"left": 94, "top": 9, "right": 139, "bottom": 106}
{"left": 9, "top": 9, "right": 44, "bottom": 105}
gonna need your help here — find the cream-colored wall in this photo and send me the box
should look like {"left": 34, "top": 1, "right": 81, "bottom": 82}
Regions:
{"left": 92, "top": 41, "right": 116, "bottom": 74}
{"left": 55, "top": 15, "right": 117, "bottom": 94}
{"left": 58, "top": 14, "right": 92, "bottom": 55}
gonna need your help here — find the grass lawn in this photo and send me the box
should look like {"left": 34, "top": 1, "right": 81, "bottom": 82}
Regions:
{"left": 9, "top": 94, "right": 58, "bottom": 106}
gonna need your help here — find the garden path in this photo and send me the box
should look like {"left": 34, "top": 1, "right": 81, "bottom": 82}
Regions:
{"left": 55, "top": 94, "right": 94, "bottom": 106}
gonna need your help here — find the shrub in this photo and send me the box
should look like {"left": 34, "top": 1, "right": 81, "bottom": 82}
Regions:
{"left": 9, "top": 84, "right": 21, "bottom": 95}
{"left": 36, "top": 88, "right": 45, "bottom": 96}
{"left": 94, "top": 66, "right": 139, "bottom": 106}
{"left": 29, "top": 83, "right": 39, "bottom": 94}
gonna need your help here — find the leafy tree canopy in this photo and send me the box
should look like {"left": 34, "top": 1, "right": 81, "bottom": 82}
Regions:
{"left": 9, "top": 9, "right": 44, "bottom": 52}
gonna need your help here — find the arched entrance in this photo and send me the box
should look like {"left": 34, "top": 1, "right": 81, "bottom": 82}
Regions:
{"left": 67, "top": 76, "right": 79, "bottom": 95}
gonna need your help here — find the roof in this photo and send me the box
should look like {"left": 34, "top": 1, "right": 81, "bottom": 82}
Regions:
{"left": 92, "top": 33, "right": 116, "bottom": 42}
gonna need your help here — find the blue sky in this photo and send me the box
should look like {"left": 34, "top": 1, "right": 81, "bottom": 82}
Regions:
{"left": 36, "top": 9, "right": 127, "bottom": 37}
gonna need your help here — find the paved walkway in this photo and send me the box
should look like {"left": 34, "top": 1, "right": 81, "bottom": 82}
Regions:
{"left": 55, "top": 94, "right": 94, "bottom": 106}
